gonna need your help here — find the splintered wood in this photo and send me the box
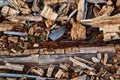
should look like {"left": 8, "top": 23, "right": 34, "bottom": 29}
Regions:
{"left": 71, "top": 22, "right": 86, "bottom": 40}
{"left": 40, "top": 6, "right": 58, "bottom": 21}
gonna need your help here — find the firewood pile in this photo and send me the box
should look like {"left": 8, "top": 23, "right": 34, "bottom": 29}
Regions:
{"left": 0, "top": 0, "right": 120, "bottom": 80}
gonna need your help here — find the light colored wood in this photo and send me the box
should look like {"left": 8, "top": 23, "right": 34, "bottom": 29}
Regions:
{"left": 31, "top": 68, "right": 44, "bottom": 76}
{"left": 47, "top": 65, "right": 55, "bottom": 77}
{"left": 74, "top": 56, "right": 93, "bottom": 64}
{"left": 60, "top": 63, "right": 70, "bottom": 71}
{"left": 69, "top": 57, "right": 94, "bottom": 70}
{"left": 33, "top": 44, "right": 39, "bottom": 48}
{"left": 1, "top": 6, "right": 19, "bottom": 16}
{"left": 91, "top": 57, "right": 100, "bottom": 63}
{"left": 8, "top": 37, "right": 18, "bottom": 43}
{"left": 40, "top": 6, "right": 58, "bottom": 21}
{"left": 71, "top": 22, "right": 86, "bottom": 40}
{"left": 0, "top": 23, "right": 14, "bottom": 31}
{"left": 103, "top": 53, "right": 108, "bottom": 65}
{"left": 116, "top": 0, "right": 120, "bottom": 7}
{"left": 77, "top": 0, "right": 85, "bottom": 21}
{"left": 55, "top": 69, "right": 63, "bottom": 79}
{"left": 71, "top": 75, "right": 87, "bottom": 80}
{"left": 0, "top": 63, "right": 24, "bottom": 71}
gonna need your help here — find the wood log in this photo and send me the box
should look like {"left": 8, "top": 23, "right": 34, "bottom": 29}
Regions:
{"left": 47, "top": 65, "right": 55, "bottom": 77}
{"left": 71, "top": 22, "right": 86, "bottom": 40}
{"left": 31, "top": 68, "right": 44, "bottom": 76}
{"left": 116, "top": 0, "right": 120, "bottom": 7}
{"left": 7, "top": 16, "right": 43, "bottom": 22}
{"left": 55, "top": 69, "right": 63, "bottom": 79}
{"left": 8, "top": 37, "right": 18, "bottom": 43}
{"left": 0, "top": 63, "right": 24, "bottom": 71}
{"left": 0, "top": 23, "right": 14, "bottom": 31}
{"left": 102, "top": 53, "right": 108, "bottom": 65}
{"left": 69, "top": 57, "right": 94, "bottom": 70}
{"left": 71, "top": 75, "right": 87, "bottom": 80}
{"left": 77, "top": 0, "right": 85, "bottom": 21}
{"left": 60, "top": 63, "right": 70, "bottom": 71}
{"left": 1, "top": 6, "right": 19, "bottom": 16}
{"left": 74, "top": 56, "right": 93, "bottom": 64}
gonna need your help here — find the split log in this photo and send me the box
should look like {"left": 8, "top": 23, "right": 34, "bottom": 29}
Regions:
{"left": 7, "top": 16, "right": 43, "bottom": 22}
{"left": 116, "top": 0, "right": 120, "bottom": 7}
{"left": 74, "top": 56, "right": 93, "bottom": 64}
{"left": 77, "top": 0, "right": 85, "bottom": 21}
{"left": 44, "top": 0, "right": 75, "bottom": 5}
{"left": 47, "top": 65, "right": 55, "bottom": 77}
{"left": 0, "top": 23, "right": 14, "bottom": 31}
{"left": 40, "top": 6, "right": 58, "bottom": 21}
{"left": 31, "top": 68, "right": 44, "bottom": 76}
{"left": 60, "top": 63, "right": 70, "bottom": 71}
{"left": 71, "top": 75, "right": 87, "bottom": 80}
{"left": 8, "top": 37, "right": 18, "bottom": 43}
{"left": 86, "top": 0, "right": 106, "bottom": 4}
{"left": 55, "top": 69, "right": 63, "bottom": 79}
{"left": 1, "top": 6, "right": 19, "bottom": 16}
{"left": 69, "top": 57, "right": 94, "bottom": 70}
{"left": 71, "top": 22, "right": 86, "bottom": 40}
{"left": 0, "top": 63, "right": 24, "bottom": 71}
{"left": 102, "top": 53, "right": 108, "bottom": 65}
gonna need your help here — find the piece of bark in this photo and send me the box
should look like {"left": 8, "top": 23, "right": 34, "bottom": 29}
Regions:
{"left": 31, "top": 68, "right": 44, "bottom": 76}
{"left": 69, "top": 57, "right": 94, "bottom": 70}
{"left": 77, "top": 0, "right": 85, "bottom": 21}
{"left": 62, "top": 71, "right": 69, "bottom": 79}
{"left": 0, "top": 63, "right": 24, "bottom": 71}
{"left": 45, "top": 20, "right": 54, "bottom": 28}
{"left": 47, "top": 65, "right": 55, "bottom": 77}
{"left": 0, "top": 23, "right": 14, "bottom": 31}
{"left": 40, "top": 6, "right": 58, "bottom": 21}
{"left": 71, "top": 22, "right": 86, "bottom": 40}
{"left": 8, "top": 37, "right": 18, "bottom": 43}
{"left": 55, "top": 69, "right": 63, "bottom": 79}
{"left": 1, "top": 6, "right": 19, "bottom": 16}
{"left": 71, "top": 75, "right": 87, "bottom": 80}
{"left": 74, "top": 56, "right": 93, "bottom": 64}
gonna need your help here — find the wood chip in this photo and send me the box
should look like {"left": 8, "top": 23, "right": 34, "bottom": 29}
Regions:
{"left": 47, "top": 65, "right": 55, "bottom": 77}
{"left": 8, "top": 37, "right": 18, "bottom": 43}
{"left": 31, "top": 68, "right": 44, "bottom": 76}
{"left": 71, "top": 22, "right": 86, "bottom": 40}
{"left": 55, "top": 69, "right": 63, "bottom": 79}
{"left": 69, "top": 57, "right": 94, "bottom": 70}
